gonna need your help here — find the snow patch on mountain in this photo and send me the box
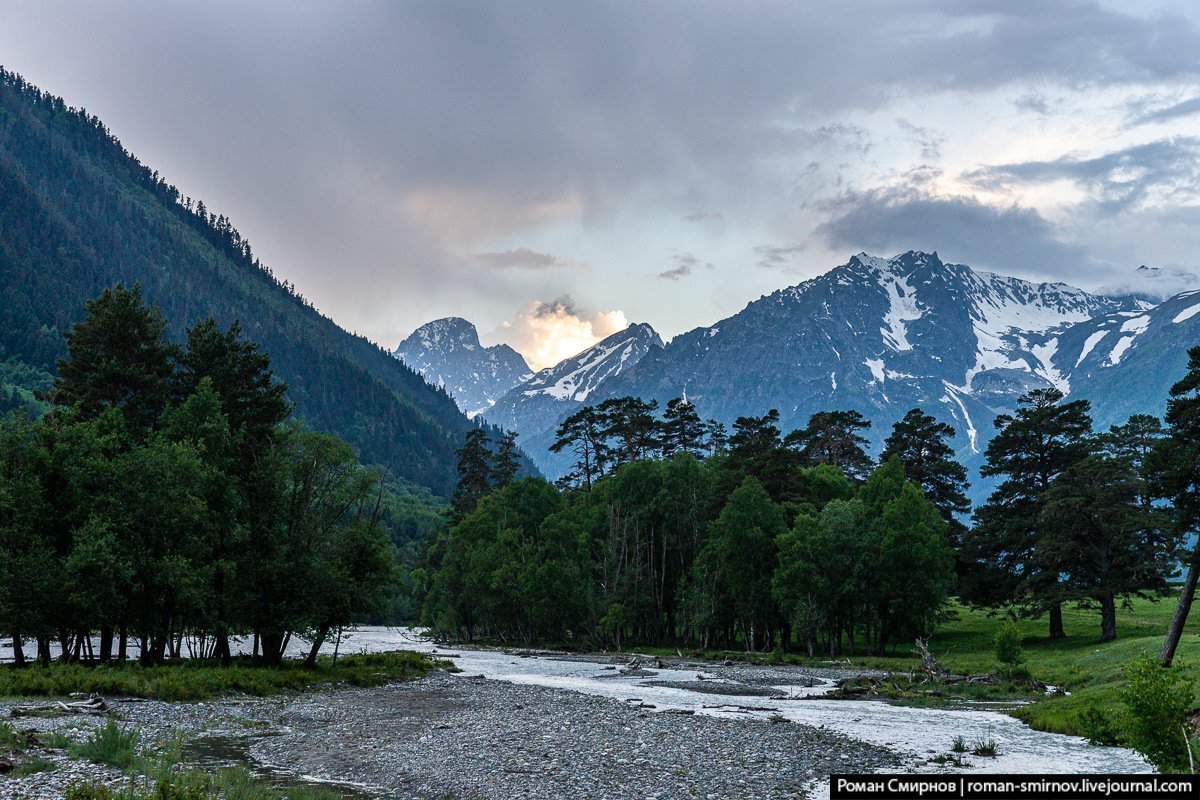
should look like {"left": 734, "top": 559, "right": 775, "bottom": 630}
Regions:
{"left": 880, "top": 273, "right": 922, "bottom": 351}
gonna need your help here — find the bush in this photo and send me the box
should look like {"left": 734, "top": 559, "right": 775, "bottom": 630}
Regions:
{"left": 993, "top": 622, "right": 1025, "bottom": 669}
{"left": 1120, "top": 657, "right": 1195, "bottom": 772}
{"left": 1079, "top": 703, "right": 1122, "bottom": 746}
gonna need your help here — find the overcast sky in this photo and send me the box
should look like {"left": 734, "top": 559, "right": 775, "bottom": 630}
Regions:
{"left": 6, "top": 1, "right": 1200, "bottom": 367}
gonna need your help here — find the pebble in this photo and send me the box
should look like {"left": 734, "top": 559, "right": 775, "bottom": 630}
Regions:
{"left": 0, "top": 670, "right": 900, "bottom": 799}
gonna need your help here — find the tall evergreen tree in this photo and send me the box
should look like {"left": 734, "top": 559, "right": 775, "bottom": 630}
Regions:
{"left": 176, "top": 318, "right": 290, "bottom": 452}
{"left": 1154, "top": 347, "right": 1200, "bottom": 665}
{"left": 1040, "top": 455, "right": 1176, "bottom": 642}
{"left": 549, "top": 406, "right": 609, "bottom": 490}
{"left": 596, "top": 396, "right": 659, "bottom": 466}
{"left": 786, "top": 410, "right": 873, "bottom": 481}
{"left": 880, "top": 408, "right": 970, "bottom": 525}
{"left": 490, "top": 430, "right": 521, "bottom": 488}
{"left": 49, "top": 284, "right": 175, "bottom": 434}
{"left": 966, "top": 388, "right": 1093, "bottom": 639}
{"left": 661, "top": 397, "right": 706, "bottom": 457}
{"left": 451, "top": 428, "right": 494, "bottom": 521}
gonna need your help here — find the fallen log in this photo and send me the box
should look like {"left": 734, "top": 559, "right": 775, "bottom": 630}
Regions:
{"left": 11, "top": 695, "right": 109, "bottom": 718}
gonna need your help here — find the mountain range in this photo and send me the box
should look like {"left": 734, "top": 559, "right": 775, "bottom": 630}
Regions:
{"left": 398, "top": 250, "right": 1200, "bottom": 500}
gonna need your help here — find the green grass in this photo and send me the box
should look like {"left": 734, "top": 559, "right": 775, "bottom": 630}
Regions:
{"left": 70, "top": 720, "right": 139, "bottom": 769}
{"left": 12, "top": 754, "right": 57, "bottom": 776}
{"left": 0, "top": 650, "right": 447, "bottom": 701}
{"left": 63, "top": 736, "right": 347, "bottom": 800}
{"left": 626, "top": 592, "right": 1200, "bottom": 740}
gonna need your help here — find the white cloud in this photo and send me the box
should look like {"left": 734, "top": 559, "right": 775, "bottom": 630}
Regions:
{"left": 490, "top": 297, "right": 628, "bottom": 370}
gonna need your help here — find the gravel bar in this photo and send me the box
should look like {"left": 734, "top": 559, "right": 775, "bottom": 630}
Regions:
{"left": 1, "top": 669, "right": 901, "bottom": 800}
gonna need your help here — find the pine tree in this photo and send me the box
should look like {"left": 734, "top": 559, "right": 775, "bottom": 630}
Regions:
{"left": 661, "top": 397, "right": 706, "bottom": 457}
{"left": 1153, "top": 347, "right": 1200, "bottom": 665}
{"left": 451, "top": 429, "right": 493, "bottom": 521}
{"left": 966, "top": 388, "right": 1093, "bottom": 639}
{"left": 596, "top": 396, "right": 659, "bottom": 466}
{"left": 1040, "top": 455, "right": 1176, "bottom": 642}
{"left": 786, "top": 409, "right": 873, "bottom": 481}
{"left": 50, "top": 284, "right": 175, "bottom": 434}
{"left": 549, "top": 406, "right": 609, "bottom": 489}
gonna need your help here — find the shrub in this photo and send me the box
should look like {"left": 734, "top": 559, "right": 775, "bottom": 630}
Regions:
{"left": 1079, "top": 703, "right": 1122, "bottom": 747}
{"left": 993, "top": 622, "right": 1025, "bottom": 669}
{"left": 950, "top": 735, "right": 968, "bottom": 753}
{"left": 1120, "top": 656, "right": 1195, "bottom": 772}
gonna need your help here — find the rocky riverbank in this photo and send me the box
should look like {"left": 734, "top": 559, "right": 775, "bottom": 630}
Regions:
{"left": 0, "top": 665, "right": 901, "bottom": 799}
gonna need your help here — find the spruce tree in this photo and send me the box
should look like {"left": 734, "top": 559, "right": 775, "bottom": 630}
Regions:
{"left": 451, "top": 428, "right": 493, "bottom": 521}
{"left": 490, "top": 430, "right": 521, "bottom": 487}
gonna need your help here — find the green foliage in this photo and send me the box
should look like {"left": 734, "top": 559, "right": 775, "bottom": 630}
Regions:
{"left": 12, "top": 754, "right": 56, "bottom": 776}
{"left": 950, "top": 735, "right": 967, "bottom": 753}
{"left": 0, "top": 651, "right": 443, "bottom": 700}
{"left": 965, "top": 388, "right": 1097, "bottom": 638}
{"left": 1119, "top": 657, "right": 1195, "bottom": 772}
{"left": 971, "top": 737, "right": 999, "bottom": 757}
{"left": 70, "top": 719, "right": 140, "bottom": 769}
{"left": 994, "top": 622, "right": 1026, "bottom": 668}
{"left": 0, "top": 289, "right": 421, "bottom": 666}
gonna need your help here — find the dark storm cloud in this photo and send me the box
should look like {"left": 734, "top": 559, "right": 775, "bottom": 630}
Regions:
{"left": 658, "top": 252, "right": 712, "bottom": 281}
{"left": 819, "top": 185, "right": 1091, "bottom": 273}
{"left": 964, "top": 138, "right": 1200, "bottom": 212}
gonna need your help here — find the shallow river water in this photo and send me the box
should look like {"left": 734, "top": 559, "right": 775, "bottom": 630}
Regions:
{"left": 339, "top": 628, "right": 1151, "bottom": 781}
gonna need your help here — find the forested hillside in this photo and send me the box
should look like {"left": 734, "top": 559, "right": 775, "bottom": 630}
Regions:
{"left": 0, "top": 69, "right": 471, "bottom": 494}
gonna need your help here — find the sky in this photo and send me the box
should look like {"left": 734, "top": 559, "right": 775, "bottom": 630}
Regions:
{"left": 6, "top": 1, "right": 1200, "bottom": 369}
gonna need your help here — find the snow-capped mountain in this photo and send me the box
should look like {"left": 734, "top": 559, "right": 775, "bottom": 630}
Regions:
{"left": 483, "top": 323, "right": 664, "bottom": 448}
{"left": 409, "top": 252, "right": 1200, "bottom": 503}
{"left": 394, "top": 317, "right": 532, "bottom": 418}
{"left": 589, "top": 251, "right": 1135, "bottom": 464}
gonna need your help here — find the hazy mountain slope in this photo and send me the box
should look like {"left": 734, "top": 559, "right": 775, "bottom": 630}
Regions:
{"left": 0, "top": 69, "right": 470, "bottom": 494}
{"left": 394, "top": 317, "right": 531, "bottom": 418}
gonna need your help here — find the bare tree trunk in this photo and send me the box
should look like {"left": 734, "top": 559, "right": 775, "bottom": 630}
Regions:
{"left": 1048, "top": 603, "right": 1065, "bottom": 640}
{"left": 99, "top": 626, "right": 113, "bottom": 663}
{"left": 11, "top": 632, "right": 24, "bottom": 667}
{"left": 1161, "top": 557, "right": 1199, "bottom": 666}
{"left": 1100, "top": 593, "right": 1117, "bottom": 643}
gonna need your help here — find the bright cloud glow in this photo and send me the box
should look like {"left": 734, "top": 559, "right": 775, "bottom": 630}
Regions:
{"left": 490, "top": 299, "right": 628, "bottom": 371}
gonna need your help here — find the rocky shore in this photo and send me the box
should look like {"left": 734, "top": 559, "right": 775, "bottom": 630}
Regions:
{"left": 0, "top": 665, "right": 901, "bottom": 800}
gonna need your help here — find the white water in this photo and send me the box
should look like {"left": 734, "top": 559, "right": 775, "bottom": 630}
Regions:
{"left": 358, "top": 628, "right": 1150, "bottom": 790}
{"left": 5, "top": 626, "right": 1152, "bottom": 793}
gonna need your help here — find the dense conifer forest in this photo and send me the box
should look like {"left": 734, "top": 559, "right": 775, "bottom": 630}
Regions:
{"left": 0, "top": 68, "right": 473, "bottom": 494}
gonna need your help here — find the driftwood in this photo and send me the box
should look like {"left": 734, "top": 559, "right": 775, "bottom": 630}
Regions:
{"left": 11, "top": 695, "right": 109, "bottom": 718}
